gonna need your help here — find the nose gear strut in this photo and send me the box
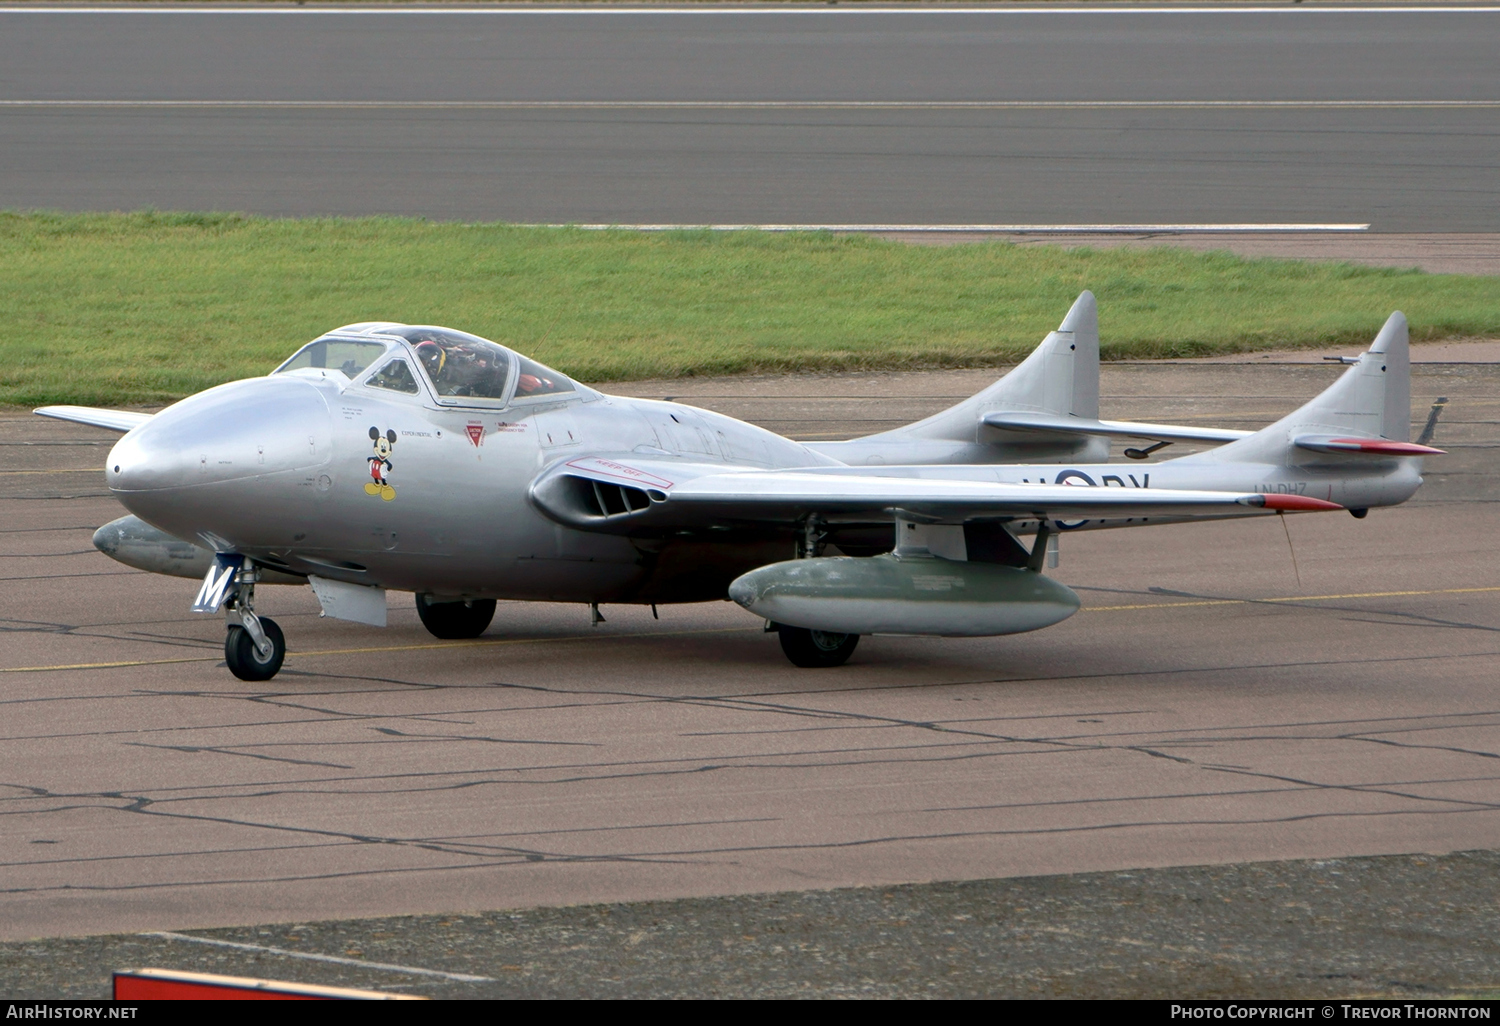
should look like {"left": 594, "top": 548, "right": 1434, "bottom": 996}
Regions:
{"left": 223, "top": 563, "right": 286, "bottom": 681}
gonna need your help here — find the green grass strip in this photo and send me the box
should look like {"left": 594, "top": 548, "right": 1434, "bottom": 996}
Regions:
{"left": 2, "top": 211, "right": 1497, "bottom": 407}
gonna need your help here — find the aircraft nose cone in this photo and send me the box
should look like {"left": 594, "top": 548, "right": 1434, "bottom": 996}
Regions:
{"left": 109, "top": 376, "right": 332, "bottom": 537}
{"left": 108, "top": 424, "right": 190, "bottom": 494}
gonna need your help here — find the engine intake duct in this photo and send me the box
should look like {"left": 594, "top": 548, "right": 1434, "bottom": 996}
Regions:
{"left": 534, "top": 473, "right": 658, "bottom": 526}
{"left": 586, "top": 478, "right": 651, "bottom": 517}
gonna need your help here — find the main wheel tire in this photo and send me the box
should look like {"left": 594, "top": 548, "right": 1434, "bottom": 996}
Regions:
{"left": 224, "top": 617, "right": 286, "bottom": 681}
{"left": 415, "top": 595, "right": 496, "bottom": 639}
{"left": 777, "top": 625, "right": 859, "bottom": 668}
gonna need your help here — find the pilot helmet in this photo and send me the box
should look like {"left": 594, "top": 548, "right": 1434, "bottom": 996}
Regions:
{"left": 414, "top": 340, "right": 446, "bottom": 378}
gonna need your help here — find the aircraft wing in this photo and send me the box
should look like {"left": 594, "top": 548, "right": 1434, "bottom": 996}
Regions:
{"left": 34, "top": 405, "right": 153, "bottom": 433}
{"left": 982, "top": 411, "right": 1252, "bottom": 445}
{"left": 530, "top": 455, "right": 1338, "bottom": 533}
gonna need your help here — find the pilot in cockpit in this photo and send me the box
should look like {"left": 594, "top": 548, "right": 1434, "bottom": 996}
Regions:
{"left": 415, "top": 337, "right": 508, "bottom": 399}
{"left": 414, "top": 341, "right": 447, "bottom": 387}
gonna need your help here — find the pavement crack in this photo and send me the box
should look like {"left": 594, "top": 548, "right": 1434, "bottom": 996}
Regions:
{"left": 123, "top": 743, "right": 354, "bottom": 770}
{"left": 369, "top": 726, "right": 597, "bottom": 748}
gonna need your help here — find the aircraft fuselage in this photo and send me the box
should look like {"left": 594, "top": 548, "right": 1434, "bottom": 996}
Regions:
{"left": 107, "top": 374, "right": 829, "bottom": 604}
{"left": 106, "top": 369, "right": 1422, "bottom": 607}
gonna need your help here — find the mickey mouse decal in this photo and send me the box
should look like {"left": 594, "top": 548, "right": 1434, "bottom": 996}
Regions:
{"left": 365, "top": 427, "right": 397, "bottom": 501}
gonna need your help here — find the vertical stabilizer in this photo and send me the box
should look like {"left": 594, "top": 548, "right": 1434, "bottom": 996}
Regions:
{"left": 868, "top": 290, "right": 1101, "bottom": 437}
{"left": 1373, "top": 312, "right": 1411, "bottom": 443}
{"left": 804, "top": 291, "right": 1107, "bottom": 464}
{"left": 1194, "top": 312, "right": 1415, "bottom": 464}
{"left": 979, "top": 289, "right": 1100, "bottom": 421}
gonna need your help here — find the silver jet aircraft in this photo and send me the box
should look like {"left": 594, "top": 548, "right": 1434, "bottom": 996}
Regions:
{"left": 39, "top": 294, "right": 1439, "bottom": 680}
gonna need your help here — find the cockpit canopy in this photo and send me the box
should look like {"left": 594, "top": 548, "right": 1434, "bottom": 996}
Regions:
{"left": 275, "top": 337, "right": 388, "bottom": 381}
{"left": 273, "top": 324, "right": 576, "bottom": 407}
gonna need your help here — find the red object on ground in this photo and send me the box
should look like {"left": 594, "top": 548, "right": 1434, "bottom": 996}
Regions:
{"left": 113, "top": 969, "right": 422, "bottom": 1000}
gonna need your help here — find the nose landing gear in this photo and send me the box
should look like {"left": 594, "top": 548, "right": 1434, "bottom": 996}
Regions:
{"left": 223, "top": 567, "right": 286, "bottom": 681}
{"left": 225, "top": 614, "right": 286, "bottom": 681}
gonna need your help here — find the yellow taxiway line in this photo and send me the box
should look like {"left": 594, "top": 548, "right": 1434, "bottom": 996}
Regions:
{"left": 0, "top": 626, "right": 755, "bottom": 674}
{"left": 0, "top": 469, "right": 103, "bottom": 476}
{"left": 3, "top": 587, "right": 1498, "bottom": 674}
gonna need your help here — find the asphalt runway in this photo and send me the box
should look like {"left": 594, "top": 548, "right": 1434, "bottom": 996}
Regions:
{"left": 2, "top": 358, "right": 1497, "bottom": 963}
{"left": 1, "top": 5, "right": 1497, "bottom": 228}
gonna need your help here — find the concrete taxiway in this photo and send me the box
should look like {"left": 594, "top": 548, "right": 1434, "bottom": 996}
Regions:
{"left": 2, "top": 356, "right": 1497, "bottom": 954}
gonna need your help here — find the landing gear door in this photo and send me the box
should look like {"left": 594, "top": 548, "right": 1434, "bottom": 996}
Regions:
{"left": 192, "top": 553, "right": 244, "bottom": 613}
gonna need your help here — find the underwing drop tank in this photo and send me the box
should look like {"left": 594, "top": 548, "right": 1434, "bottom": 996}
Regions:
{"left": 728, "top": 554, "right": 1080, "bottom": 637}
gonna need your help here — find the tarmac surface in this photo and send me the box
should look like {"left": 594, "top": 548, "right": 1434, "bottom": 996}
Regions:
{"left": 1, "top": 356, "right": 1497, "bottom": 1000}
{"left": 1, "top": 4, "right": 1496, "bottom": 229}
{"left": 4, "top": 850, "right": 1499, "bottom": 999}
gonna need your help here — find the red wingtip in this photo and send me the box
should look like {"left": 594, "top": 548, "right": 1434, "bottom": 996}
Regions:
{"left": 1258, "top": 494, "right": 1344, "bottom": 512}
{"left": 1328, "top": 438, "right": 1446, "bottom": 456}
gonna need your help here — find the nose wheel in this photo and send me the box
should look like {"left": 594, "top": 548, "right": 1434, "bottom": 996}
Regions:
{"left": 217, "top": 564, "right": 286, "bottom": 681}
{"left": 225, "top": 616, "right": 286, "bottom": 681}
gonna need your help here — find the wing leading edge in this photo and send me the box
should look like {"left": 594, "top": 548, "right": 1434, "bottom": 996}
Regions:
{"left": 530, "top": 456, "right": 1338, "bottom": 534}
{"left": 34, "top": 406, "right": 153, "bottom": 433}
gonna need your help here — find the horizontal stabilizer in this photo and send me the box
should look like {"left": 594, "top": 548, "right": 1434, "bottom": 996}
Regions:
{"left": 34, "top": 405, "right": 152, "bottom": 433}
{"left": 983, "top": 411, "right": 1251, "bottom": 445}
{"left": 1293, "top": 435, "right": 1445, "bottom": 457}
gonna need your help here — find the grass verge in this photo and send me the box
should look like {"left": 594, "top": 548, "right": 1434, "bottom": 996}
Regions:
{"left": 3, "top": 211, "right": 1497, "bottom": 407}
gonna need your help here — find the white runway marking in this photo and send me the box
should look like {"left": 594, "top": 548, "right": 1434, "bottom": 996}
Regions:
{"left": 2, "top": 5, "right": 1497, "bottom": 13}
{"left": 1, "top": 100, "right": 1492, "bottom": 111}
{"left": 538, "top": 224, "right": 1373, "bottom": 234}
{"left": 142, "top": 932, "right": 495, "bottom": 983}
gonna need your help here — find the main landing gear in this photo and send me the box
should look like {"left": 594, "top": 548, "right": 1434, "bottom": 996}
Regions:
{"left": 223, "top": 568, "right": 286, "bottom": 682}
{"left": 770, "top": 515, "right": 860, "bottom": 668}
{"left": 415, "top": 594, "right": 497, "bottom": 639}
{"left": 777, "top": 624, "right": 860, "bottom": 668}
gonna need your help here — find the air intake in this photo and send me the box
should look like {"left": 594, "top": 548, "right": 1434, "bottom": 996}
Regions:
{"left": 580, "top": 478, "right": 652, "bottom": 518}
{"left": 528, "top": 471, "right": 665, "bottom": 531}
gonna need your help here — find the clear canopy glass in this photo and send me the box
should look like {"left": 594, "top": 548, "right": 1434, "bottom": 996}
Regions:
{"left": 274, "top": 338, "right": 390, "bottom": 380}
{"left": 276, "top": 325, "right": 578, "bottom": 406}
{"left": 365, "top": 358, "right": 421, "bottom": 395}
{"left": 391, "top": 327, "right": 513, "bottom": 402}
{"left": 514, "top": 355, "right": 575, "bottom": 398}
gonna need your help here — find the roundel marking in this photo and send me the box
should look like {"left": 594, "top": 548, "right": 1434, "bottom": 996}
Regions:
{"left": 1053, "top": 469, "right": 1096, "bottom": 529}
